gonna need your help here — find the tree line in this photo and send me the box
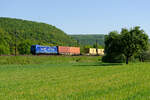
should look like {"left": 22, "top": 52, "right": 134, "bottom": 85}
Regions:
{"left": 70, "top": 34, "right": 105, "bottom": 46}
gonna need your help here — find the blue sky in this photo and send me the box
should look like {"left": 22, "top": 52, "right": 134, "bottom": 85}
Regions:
{"left": 1, "top": 0, "right": 150, "bottom": 35}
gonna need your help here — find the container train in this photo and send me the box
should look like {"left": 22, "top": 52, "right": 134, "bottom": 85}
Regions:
{"left": 31, "top": 45, "right": 104, "bottom": 55}
{"left": 31, "top": 45, "right": 80, "bottom": 55}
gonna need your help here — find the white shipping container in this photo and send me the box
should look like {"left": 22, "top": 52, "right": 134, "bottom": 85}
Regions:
{"left": 98, "top": 49, "right": 104, "bottom": 55}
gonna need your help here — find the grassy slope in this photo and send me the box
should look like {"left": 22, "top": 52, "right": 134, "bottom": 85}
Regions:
{"left": 0, "top": 56, "right": 150, "bottom": 100}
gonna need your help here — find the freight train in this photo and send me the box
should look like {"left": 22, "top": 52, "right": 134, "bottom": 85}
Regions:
{"left": 31, "top": 45, "right": 104, "bottom": 55}
{"left": 31, "top": 45, "right": 80, "bottom": 55}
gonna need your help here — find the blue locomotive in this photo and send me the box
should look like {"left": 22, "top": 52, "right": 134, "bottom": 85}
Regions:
{"left": 31, "top": 45, "right": 58, "bottom": 55}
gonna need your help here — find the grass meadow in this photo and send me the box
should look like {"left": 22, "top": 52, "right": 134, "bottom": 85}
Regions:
{"left": 0, "top": 56, "right": 150, "bottom": 100}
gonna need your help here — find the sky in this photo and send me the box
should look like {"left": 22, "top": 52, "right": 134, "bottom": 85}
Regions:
{"left": 1, "top": 0, "right": 150, "bottom": 35}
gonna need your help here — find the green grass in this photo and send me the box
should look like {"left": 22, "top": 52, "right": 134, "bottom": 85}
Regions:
{"left": 0, "top": 55, "right": 101, "bottom": 65}
{"left": 0, "top": 56, "right": 150, "bottom": 100}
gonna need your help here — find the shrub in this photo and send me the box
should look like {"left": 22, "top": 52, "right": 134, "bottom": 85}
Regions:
{"left": 18, "top": 40, "right": 32, "bottom": 54}
{"left": 102, "top": 53, "right": 125, "bottom": 63}
{"left": 0, "top": 45, "right": 10, "bottom": 55}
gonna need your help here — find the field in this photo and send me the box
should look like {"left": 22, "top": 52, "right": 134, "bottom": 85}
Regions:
{"left": 0, "top": 56, "right": 150, "bottom": 100}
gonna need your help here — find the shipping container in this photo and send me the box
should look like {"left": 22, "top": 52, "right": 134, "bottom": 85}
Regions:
{"left": 31, "top": 45, "right": 58, "bottom": 54}
{"left": 58, "top": 46, "right": 70, "bottom": 55}
{"left": 84, "top": 48, "right": 104, "bottom": 55}
{"left": 98, "top": 49, "right": 104, "bottom": 55}
{"left": 89, "top": 48, "right": 97, "bottom": 55}
{"left": 70, "top": 47, "right": 80, "bottom": 55}
{"left": 58, "top": 46, "right": 80, "bottom": 55}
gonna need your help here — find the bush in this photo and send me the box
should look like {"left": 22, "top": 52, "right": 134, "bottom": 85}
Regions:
{"left": 0, "top": 45, "right": 10, "bottom": 55}
{"left": 142, "top": 51, "right": 150, "bottom": 61}
{"left": 18, "top": 40, "right": 32, "bottom": 54}
{"left": 102, "top": 53, "right": 125, "bottom": 63}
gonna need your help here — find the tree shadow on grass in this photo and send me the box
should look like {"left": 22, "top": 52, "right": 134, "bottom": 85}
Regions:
{"left": 73, "top": 62, "right": 123, "bottom": 67}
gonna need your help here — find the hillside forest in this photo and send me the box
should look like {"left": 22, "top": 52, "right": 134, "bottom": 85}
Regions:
{"left": 0, "top": 17, "right": 77, "bottom": 55}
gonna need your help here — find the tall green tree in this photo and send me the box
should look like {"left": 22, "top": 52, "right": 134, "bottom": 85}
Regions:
{"left": 121, "top": 26, "right": 149, "bottom": 64}
{"left": 102, "top": 31, "right": 125, "bottom": 63}
{"left": 104, "top": 31, "right": 121, "bottom": 54}
{"left": 18, "top": 40, "right": 32, "bottom": 54}
{"left": 0, "top": 28, "right": 10, "bottom": 55}
{"left": 102, "top": 26, "right": 149, "bottom": 64}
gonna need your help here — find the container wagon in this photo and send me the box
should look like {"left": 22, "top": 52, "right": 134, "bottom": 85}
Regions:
{"left": 98, "top": 49, "right": 104, "bottom": 55}
{"left": 31, "top": 45, "right": 58, "bottom": 55}
{"left": 70, "top": 47, "right": 80, "bottom": 55}
{"left": 58, "top": 46, "right": 80, "bottom": 55}
{"left": 85, "top": 48, "right": 97, "bottom": 55}
{"left": 57, "top": 46, "right": 70, "bottom": 55}
{"left": 85, "top": 48, "right": 104, "bottom": 55}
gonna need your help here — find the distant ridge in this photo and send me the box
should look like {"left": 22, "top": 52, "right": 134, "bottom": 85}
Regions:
{"left": 70, "top": 34, "right": 105, "bottom": 46}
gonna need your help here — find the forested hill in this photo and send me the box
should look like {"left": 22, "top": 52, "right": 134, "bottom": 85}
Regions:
{"left": 70, "top": 34, "right": 105, "bottom": 46}
{"left": 0, "top": 17, "right": 77, "bottom": 54}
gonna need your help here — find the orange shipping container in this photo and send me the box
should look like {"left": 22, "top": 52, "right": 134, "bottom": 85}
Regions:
{"left": 58, "top": 46, "right": 70, "bottom": 54}
{"left": 58, "top": 46, "right": 80, "bottom": 55}
{"left": 70, "top": 47, "right": 80, "bottom": 55}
